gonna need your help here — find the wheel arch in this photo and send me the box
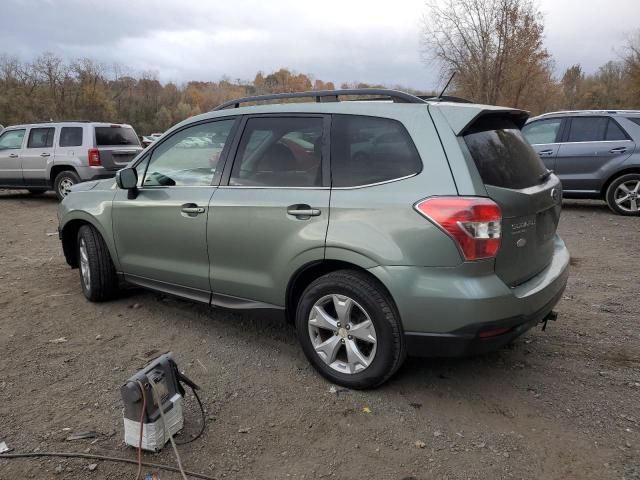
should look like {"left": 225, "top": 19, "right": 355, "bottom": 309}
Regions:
{"left": 285, "top": 259, "right": 399, "bottom": 325}
{"left": 601, "top": 167, "right": 640, "bottom": 198}
{"left": 60, "top": 215, "right": 115, "bottom": 269}
{"left": 50, "top": 164, "right": 78, "bottom": 186}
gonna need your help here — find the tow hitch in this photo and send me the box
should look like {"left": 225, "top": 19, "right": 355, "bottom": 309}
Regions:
{"left": 541, "top": 310, "right": 558, "bottom": 331}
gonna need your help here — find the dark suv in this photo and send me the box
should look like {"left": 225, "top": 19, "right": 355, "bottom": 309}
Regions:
{"left": 523, "top": 110, "right": 640, "bottom": 215}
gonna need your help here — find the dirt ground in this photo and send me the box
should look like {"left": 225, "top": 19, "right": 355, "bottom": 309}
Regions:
{"left": 0, "top": 190, "right": 638, "bottom": 480}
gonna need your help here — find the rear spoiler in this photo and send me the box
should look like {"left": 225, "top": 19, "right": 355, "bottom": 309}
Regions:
{"left": 429, "top": 103, "right": 530, "bottom": 136}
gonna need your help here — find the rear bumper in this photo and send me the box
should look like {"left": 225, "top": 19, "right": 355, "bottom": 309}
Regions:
{"left": 369, "top": 235, "right": 570, "bottom": 357}
{"left": 404, "top": 287, "right": 563, "bottom": 356}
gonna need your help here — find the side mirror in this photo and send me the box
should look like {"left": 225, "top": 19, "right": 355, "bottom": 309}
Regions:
{"left": 116, "top": 167, "right": 138, "bottom": 190}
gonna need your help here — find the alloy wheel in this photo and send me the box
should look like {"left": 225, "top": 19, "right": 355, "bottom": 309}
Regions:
{"left": 79, "top": 238, "right": 91, "bottom": 292}
{"left": 307, "top": 294, "right": 377, "bottom": 374}
{"left": 614, "top": 180, "right": 640, "bottom": 213}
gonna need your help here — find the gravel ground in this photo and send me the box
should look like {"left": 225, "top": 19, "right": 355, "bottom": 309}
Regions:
{"left": 0, "top": 191, "right": 639, "bottom": 480}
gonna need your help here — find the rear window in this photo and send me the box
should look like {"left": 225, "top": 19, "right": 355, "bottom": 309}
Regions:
{"left": 94, "top": 126, "right": 139, "bottom": 146}
{"left": 627, "top": 117, "right": 640, "bottom": 127}
{"left": 60, "top": 127, "right": 83, "bottom": 147}
{"left": 463, "top": 115, "right": 546, "bottom": 190}
{"left": 331, "top": 115, "right": 422, "bottom": 187}
{"left": 567, "top": 117, "right": 607, "bottom": 142}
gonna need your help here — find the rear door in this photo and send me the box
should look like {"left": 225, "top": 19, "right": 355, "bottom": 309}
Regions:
{"left": 462, "top": 114, "right": 562, "bottom": 287}
{"left": 93, "top": 125, "right": 143, "bottom": 170}
{"left": 521, "top": 117, "right": 564, "bottom": 171}
{"left": 21, "top": 126, "right": 55, "bottom": 187}
{"left": 0, "top": 128, "right": 26, "bottom": 185}
{"left": 208, "top": 115, "right": 330, "bottom": 307}
{"left": 555, "top": 116, "right": 634, "bottom": 193}
{"left": 112, "top": 118, "right": 237, "bottom": 301}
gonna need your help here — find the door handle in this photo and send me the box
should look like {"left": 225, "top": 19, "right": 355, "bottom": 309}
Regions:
{"left": 181, "top": 204, "right": 205, "bottom": 215}
{"left": 287, "top": 204, "right": 321, "bottom": 218}
{"left": 8, "top": 153, "right": 18, "bottom": 158}
{"left": 40, "top": 152, "right": 51, "bottom": 157}
{"left": 609, "top": 147, "right": 627, "bottom": 153}
{"left": 538, "top": 149, "right": 554, "bottom": 156}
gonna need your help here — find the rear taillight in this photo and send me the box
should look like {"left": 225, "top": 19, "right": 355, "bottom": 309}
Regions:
{"left": 88, "top": 148, "right": 101, "bottom": 167}
{"left": 414, "top": 197, "right": 502, "bottom": 261}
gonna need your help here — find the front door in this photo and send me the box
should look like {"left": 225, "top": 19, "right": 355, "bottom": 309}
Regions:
{"left": 555, "top": 116, "right": 634, "bottom": 193}
{"left": 208, "top": 115, "right": 330, "bottom": 308}
{"left": 0, "top": 128, "right": 26, "bottom": 185}
{"left": 22, "top": 126, "right": 55, "bottom": 187}
{"left": 112, "top": 118, "right": 238, "bottom": 302}
{"left": 521, "top": 117, "right": 563, "bottom": 172}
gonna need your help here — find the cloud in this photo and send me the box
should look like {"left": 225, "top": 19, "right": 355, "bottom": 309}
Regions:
{"left": 1, "top": 0, "right": 638, "bottom": 89}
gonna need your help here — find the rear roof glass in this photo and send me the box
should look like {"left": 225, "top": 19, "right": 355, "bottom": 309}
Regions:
{"left": 463, "top": 115, "right": 546, "bottom": 190}
{"left": 626, "top": 117, "right": 640, "bottom": 127}
{"left": 95, "top": 126, "right": 139, "bottom": 146}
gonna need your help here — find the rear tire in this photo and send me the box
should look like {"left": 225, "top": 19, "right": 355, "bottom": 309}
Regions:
{"left": 606, "top": 173, "right": 640, "bottom": 216}
{"left": 54, "top": 170, "right": 81, "bottom": 201}
{"left": 295, "top": 270, "right": 406, "bottom": 389}
{"left": 77, "top": 225, "right": 119, "bottom": 302}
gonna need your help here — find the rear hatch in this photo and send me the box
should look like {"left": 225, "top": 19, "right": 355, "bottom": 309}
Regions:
{"left": 462, "top": 113, "right": 562, "bottom": 287}
{"left": 94, "top": 125, "right": 142, "bottom": 170}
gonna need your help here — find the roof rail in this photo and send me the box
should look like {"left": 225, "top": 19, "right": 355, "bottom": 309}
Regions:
{"left": 536, "top": 109, "right": 640, "bottom": 117}
{"left": 15, "top": 120, "right": 95, "bottom": 125}
{"left": 212, "top": 89, "right": 428, "bottom": 111}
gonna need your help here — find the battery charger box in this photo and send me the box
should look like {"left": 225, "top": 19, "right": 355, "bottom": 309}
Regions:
{"left": 121, "top": 353, "right": 185, "bottom": 451}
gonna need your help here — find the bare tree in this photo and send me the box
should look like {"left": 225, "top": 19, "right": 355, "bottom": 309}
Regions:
{"left": 421, "top": 0, "right": 552, "bottom": 110}
{"left": 624, "top": 30, "right": 640, "bottom": 107}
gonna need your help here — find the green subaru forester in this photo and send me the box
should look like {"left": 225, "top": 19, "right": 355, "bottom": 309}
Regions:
{"left": 58, "top": 89, "right": 570, "bottom": 389}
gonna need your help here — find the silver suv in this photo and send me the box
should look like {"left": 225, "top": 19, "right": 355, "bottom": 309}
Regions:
{"left": 0, "top": 121, "right": 142, "bottom": 200}
{"left": 523, "top": 110, "right": 640, "bottom": 215}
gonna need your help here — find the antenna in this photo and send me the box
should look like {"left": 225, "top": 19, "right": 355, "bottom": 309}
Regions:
{"left": 437, "top": 71, "right": 456, "bottom": 99}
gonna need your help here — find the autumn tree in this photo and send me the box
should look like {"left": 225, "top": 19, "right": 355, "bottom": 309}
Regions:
{"left": 421, "top": 0, "right": 553, "bottom": 111}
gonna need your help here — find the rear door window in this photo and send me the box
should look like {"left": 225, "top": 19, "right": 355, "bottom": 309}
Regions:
{"left": 522, "top": 119, "right": 562, "bottom": 145}
{"left": 566, "top": 117, "right": 607, "bottom": 142}
{"left": 27, "top": 127, "right": 55, "bottom": 148}
{"left": 95, "top": 126, "right": 139, "bottom": 146}
{"left": 463, "top": 115, "right": 546, "bottom": 190}
{"left": 59, "top": 127, "right": 83, "bottom": 147}
{"left": 230, "top": 117, "right": 324, "bottom": 187}
{"left": 330, "top": 115, "right": 422, "bottom": 187}
{"left": 605, "top": 119, "right": 628, "bottom": 141}
{"left": 0, "top": 129, "right": 26, "bottom": 150}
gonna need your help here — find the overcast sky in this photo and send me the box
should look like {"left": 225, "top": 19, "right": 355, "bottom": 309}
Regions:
{"left": 2, "top": 0, "right": 639, "bottom": 90}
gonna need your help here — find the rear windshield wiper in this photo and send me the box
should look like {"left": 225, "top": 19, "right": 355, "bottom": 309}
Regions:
{"left": 539, "top": 169, "right": 552, "bottom": 183}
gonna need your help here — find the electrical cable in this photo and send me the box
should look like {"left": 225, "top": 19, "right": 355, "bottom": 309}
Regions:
{"left": 175, "top": 386, "right": 206, "bottom": 445}
{"left": 149, "top": 379, "right": 188, "bottom": 480}
{"left": 0, "top": 452, "right": 216, "bottom": 480}
{"left": 135, "top": 380, "right": 147, "bottom": 480}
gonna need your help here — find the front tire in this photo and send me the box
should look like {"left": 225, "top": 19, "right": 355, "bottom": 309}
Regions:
{"left": 77, "top": 225, "right": 119, "bottom": 302}
{"left": 295, "top": 270, "right": 406, "bottom": 389}
{"left": 54, "top": 170, "right": 81, "bottom": 201}
{"left": 606, "top": 173, "right": 640, "bottom": 216}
